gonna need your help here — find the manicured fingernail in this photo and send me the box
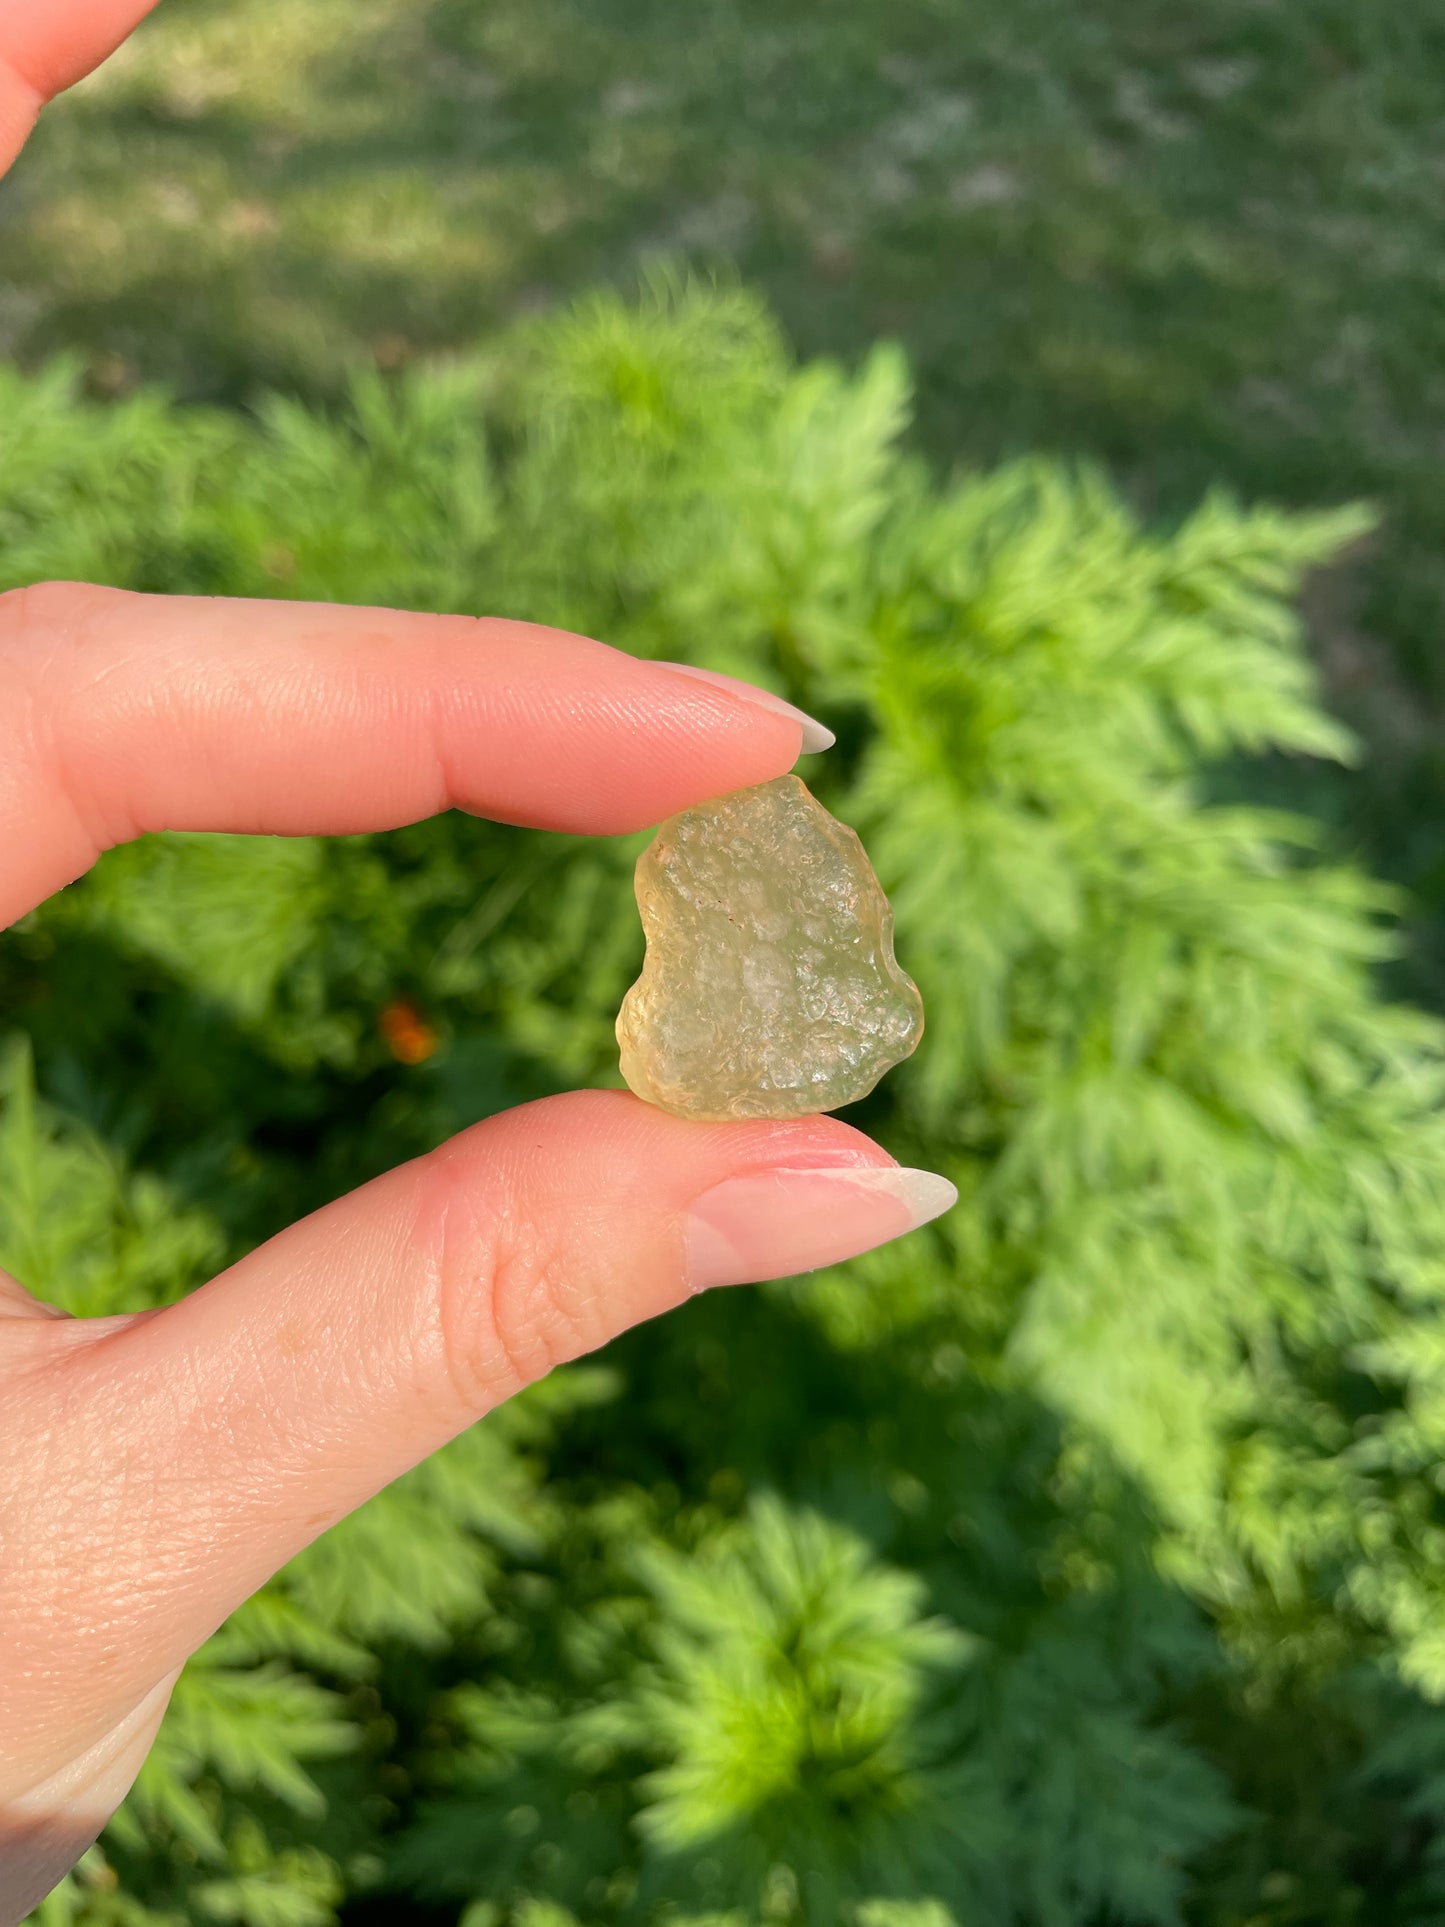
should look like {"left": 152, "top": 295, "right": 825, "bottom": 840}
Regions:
{"left": 686, "top": 1163, "right": 957, "bottom": 1291}
{"left": 655, "top": 661, "right": 836, "bottom": 754}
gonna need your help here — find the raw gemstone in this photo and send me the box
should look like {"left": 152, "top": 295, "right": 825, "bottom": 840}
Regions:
{"left": 616, "top": 774, "right": 924, "bottom": 1120}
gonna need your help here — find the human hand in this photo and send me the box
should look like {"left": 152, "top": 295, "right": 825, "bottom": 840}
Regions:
{"left": 0, "top": 16, "right": 955, "bottom": 1922}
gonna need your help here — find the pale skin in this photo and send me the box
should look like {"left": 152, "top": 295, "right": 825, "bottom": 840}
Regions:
{"left": 0, "top": 10, "right": 956, "bottom": 1920}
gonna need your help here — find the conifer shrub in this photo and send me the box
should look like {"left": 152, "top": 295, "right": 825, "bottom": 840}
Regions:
{"left": 6, "top": 276, "right": 1445, "bottom": 1924}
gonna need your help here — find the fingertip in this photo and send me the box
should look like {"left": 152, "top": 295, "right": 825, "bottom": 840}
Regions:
{"left": 1, "top": 1, "right": 163, "bottom": 100}
{"left": 652, "top": 663, "right": 834, "bottom": 756}
{"left": 685, "top": 1163, "right": 956, "bottom": 1291}
{"left": 0, "top": 60, "right": 41, "bottom": 177}
{"left": 483, "top": 1087, "right": 899, "bottom": 1189}
{"left": 437, "top": 630, "right": 810, "bottom": 834}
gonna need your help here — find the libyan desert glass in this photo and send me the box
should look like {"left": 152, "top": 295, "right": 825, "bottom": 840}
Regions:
{"left": 616, "top": 774, "right": 923, "bottom": 1120}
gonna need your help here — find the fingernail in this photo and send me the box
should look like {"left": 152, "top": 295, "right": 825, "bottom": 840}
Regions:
{"left": 655, "top": 661, "right": 836, "bottom": 754}
{"left": 686, "top": 1164, "right": 957, "bottom": 1291}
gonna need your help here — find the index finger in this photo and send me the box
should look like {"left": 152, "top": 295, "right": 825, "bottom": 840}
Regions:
{"left": 0, "top": 582, "right": 825, "bottom": 926}
{"left": 0, "top": 0, "right": 162, "bottom": 176}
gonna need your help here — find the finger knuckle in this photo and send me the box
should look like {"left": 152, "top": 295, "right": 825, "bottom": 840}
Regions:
{"left": 0, "top": 581, "right": 135, "bottom": 856}
{"left": 423, "top": 1147, "right": 605, "bottom": 1414}
{"left": 0, "top": 580, "right": 99, "bottom": 649}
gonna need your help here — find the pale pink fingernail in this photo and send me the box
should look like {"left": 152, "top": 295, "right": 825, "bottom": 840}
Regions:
{"left": 655, "top": 661, "right": 835, "bottom": 754}
{"left": 685, "top": 1164, "right": 957, "bottom": 1291}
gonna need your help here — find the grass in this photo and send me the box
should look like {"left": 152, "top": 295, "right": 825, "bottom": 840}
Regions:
{"left": 3, "top": 0, "right": 1445, "bottom": 977}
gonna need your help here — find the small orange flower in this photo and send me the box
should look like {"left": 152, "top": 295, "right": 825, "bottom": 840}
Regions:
{"left": 379, "top": 998, "right": 438, "bottom": 1065}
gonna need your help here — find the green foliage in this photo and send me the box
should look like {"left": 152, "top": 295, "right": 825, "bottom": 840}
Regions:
{"left": 7, "top": 278, "right": 1445, "bottom": 1922}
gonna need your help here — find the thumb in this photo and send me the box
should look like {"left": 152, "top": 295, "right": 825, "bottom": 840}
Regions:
{"left": 2, "top": 1091, "right": 954, "bottom": 1787}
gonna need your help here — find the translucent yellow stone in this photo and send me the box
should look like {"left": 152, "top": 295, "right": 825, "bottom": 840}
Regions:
{"left": 616, "top": 775, "right": 924, "bottom": 1120}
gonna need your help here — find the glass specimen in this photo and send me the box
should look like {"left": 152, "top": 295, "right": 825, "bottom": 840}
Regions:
{"left": 617, "top": 775, "right": 923, "bottom": 1120}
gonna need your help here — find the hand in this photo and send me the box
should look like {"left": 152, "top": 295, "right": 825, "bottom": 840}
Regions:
{"left": 0, "top": 17, "right": 954, "bottom": 1917}
{"left": 0, "top": 588, "right": 955, "bottom": 1917}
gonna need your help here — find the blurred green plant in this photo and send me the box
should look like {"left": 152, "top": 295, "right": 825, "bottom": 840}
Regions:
{"left": 8, "top": 276, "right": 1445, "bottom": 1924}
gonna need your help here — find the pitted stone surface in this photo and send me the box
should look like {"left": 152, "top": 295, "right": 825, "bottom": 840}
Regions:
{"left": 616, "top": 775, "right": 924, "bottom": 1120}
